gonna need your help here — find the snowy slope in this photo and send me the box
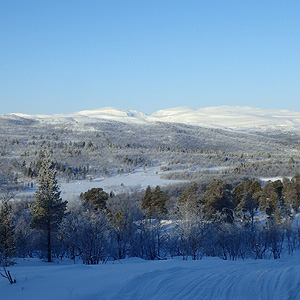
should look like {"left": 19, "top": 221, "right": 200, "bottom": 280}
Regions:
{"left": 2, "top": 255, "right": 300, "bottom": 300}
{"left": 5, "top": 106, "right": 300, "bottom": 133}
{"left": 151, "top": 106, "right": 300, "bottom": 132}
{"left": 7, "top": 107, "right": 150, "bottom": 125}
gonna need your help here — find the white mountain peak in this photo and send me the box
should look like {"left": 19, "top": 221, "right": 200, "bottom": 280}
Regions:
{"left": 5, "top": 106, "right": 300, "bottom": 133}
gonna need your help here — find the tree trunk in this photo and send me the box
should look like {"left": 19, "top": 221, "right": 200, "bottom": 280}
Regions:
{"left": 47, "top": 226, "right": 51, "bottom": 262}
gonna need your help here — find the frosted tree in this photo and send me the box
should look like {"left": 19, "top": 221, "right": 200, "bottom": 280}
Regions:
{"left": 0, "top": 196, "right": 16, "bottom": 284}
{"left": 176, "top": 200, "right": 207, "bottom": 260}
{"left": 29, "top": 151, "right": 67, "bottom": 262}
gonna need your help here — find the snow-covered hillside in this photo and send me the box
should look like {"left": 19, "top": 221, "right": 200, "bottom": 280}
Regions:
{"left": 2, "top": 255, "right": 300, "bottom": 300}
{"left": 5, "top": 106, "right": 300, "bottom": 133}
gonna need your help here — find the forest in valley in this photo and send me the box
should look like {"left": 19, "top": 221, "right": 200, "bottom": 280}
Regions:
{"left": 1, "top": 115, "right": 300, "bottom": 281}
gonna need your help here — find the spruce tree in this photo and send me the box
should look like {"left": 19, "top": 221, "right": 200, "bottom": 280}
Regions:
{"left": 29, "top": 151, "right": 67, "bottom": 262}
{"left": 0, "top": 197, "right": 16, "bottom": 267}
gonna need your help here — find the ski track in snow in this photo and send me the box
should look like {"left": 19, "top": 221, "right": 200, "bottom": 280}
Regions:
{"left": 109, "top": 261, "right": 300, "bottom": 300}
{"left": 2, "top": 256, "right": 300, "bottom": 300}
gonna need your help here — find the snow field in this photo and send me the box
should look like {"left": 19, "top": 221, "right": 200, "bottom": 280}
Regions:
{"left": 60, "top": 166, "right": 185, "bottom": 198}
{"left": 2, "top": 255, "right": 300, "bottom": 300}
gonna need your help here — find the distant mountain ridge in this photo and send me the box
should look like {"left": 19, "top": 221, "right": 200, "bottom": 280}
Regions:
{"left": 4, "top": 106, "right": 300, "bottom": 133}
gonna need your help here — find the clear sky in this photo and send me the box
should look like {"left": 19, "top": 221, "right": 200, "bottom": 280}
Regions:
{"left": 1, "top": 1, "right": 300, "bottom": 115}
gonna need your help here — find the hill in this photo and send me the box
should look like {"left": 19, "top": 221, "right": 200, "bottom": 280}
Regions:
{"left": 1, "top": 106, "right": 300, "bottom": 197}
{"left": 5, "top": 106, "right": 300, "bottom": 133}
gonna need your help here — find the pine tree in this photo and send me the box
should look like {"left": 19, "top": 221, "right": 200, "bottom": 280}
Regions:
{"left": 141, "top": 186, "right": 153, "bottom": 211}
{"left": 258, "top": 180, "right": 283, "bottom": 220}
{"left": 29, "top": 151, "right": 67, "bottom": 262}
{"left": 80, "top": 188, "right": 108, "bottom": 212}
{"left": 282, "top": 173, "right": 300, "bottom": 213}
{"left": 141, "top": 185, "right": 168, "bottom": 217}
{"left": 202, "top": 179, "right": 234, "bottom": 222}
{"left": 232, "top": 180, "right": 261, "bottom": 226}
{"left": 0, "top": 197, "right": 16, "bottom": 267}
{"left": 152, "top": 186, "right": 168, "bottom": 216}
{"left": 178, "top": 183, "right": 201, "bottom": 208}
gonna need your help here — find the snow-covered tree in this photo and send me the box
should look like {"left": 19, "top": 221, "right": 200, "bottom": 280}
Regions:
{"left": 29, "top": 151, "right": 67, "bottom": 262}
{"left": 78, "top": 211, "right": 110, "bottom": 264}
{"left": 175, "top": 200, "right": 208, "bottom": 260}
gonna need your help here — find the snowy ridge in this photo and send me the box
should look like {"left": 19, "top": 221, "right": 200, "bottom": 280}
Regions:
{"left": 5, "top": 106, "right": 300, "bottom": 132}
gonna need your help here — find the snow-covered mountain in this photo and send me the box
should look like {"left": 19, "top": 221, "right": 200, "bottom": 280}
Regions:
{"left": 5, "top": 106, "right": 300, "bottom": 133}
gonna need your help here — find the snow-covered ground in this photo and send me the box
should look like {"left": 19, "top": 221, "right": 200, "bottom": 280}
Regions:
{"left": 2, "top": 254, "right": 300, "bottom": 300}
{"left": 19, "top": 166, "right": 185, "bottom": 201}
{"left": 60, "top": 166, "right": 184, "bottom": 200}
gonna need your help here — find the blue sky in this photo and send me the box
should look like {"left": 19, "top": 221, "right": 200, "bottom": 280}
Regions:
{"left": 1, "top": 1, "right": 300, "bottom": 115}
